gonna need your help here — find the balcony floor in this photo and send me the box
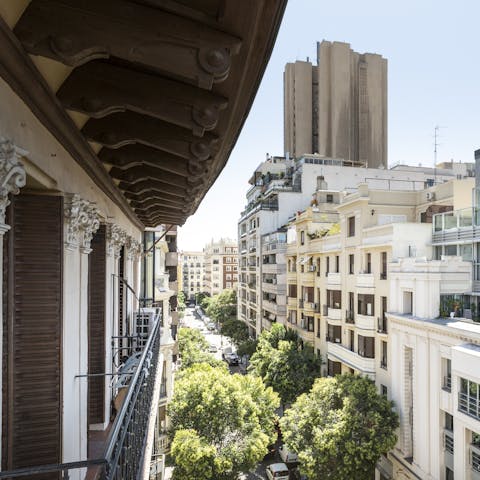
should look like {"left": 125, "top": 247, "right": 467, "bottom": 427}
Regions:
{"left": 86, "top": 422, "right": 113, "bottom": 480}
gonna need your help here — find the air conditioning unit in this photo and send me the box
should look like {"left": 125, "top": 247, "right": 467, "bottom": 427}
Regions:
{"left": 426, "top": 192, "right": 435, "bottom": 201}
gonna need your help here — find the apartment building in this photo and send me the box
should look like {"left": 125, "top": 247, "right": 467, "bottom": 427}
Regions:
{"left": 284, "top": 41, "right": 387, "bottom": 167}
{"left": 283, "top": 172, "right": 480, "bottom": 479}
{"left": 204, "top": 239, "right": 239, "bottom": 296}
{"left": 0, "top": 1, "right": 286, "bottom": 478}
{"left": 238, "top": 152, "right": 473, "bottom": 338}
{"left": 180, "top": 251, "right": 206, "bottom": 301}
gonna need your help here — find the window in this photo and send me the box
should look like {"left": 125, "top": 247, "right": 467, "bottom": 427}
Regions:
{"left": 381, "top": 341, "right": 387, "bottom": 369}
{"left": 347, "top": 292, "right": 354, "bottom": 322}
{"left": 327, "top": 290, "right": 341, "bottom": 309}
{"left": 379, "top": 296, "right": 387, "bottom": 332}
{"left": 358, "top": 294, "right": 374, "bottom": 316}
{"left": 381, "top": 251, "right": 387, "bottom": 279}
{"left": 327, "top": 324, "right": 342, "bottom": 343}
{"left": 328, "top": 360, "right": 342, "bottom": 376}
{"left": 349, "top": 254, "right": 354, "bottom": 274}
{"left": 326, "top": 194, "right": 333, "bottom": 203}
{"left": 348, "top": 216, "right": 355, "bottom": 237}
{"left": 443, "top": 358, "right": 452, "bottom": 391}
{"left": 445, "top": 412, "right": 453, "bottom": 431}
{"left": 459, "top": 378, "right": 480, "bottom": 419}
{"left": 300, "top": 230, "right": 305, "bottom": 245}
{"left": 365, "top": 253, "right": 371, "bottom": 274}
{"left": 381, "top": 385, "right": 388, "bottom": 397}
{"left": 358, "top": 335, "right": 375, "bottom": 358}
{"left": 335, "top": 255, "right": 339, "bottom": 273}
{"left": 288, "top": 284, "right": 297, "bottom": 298}
{"left": 226, "top": 265, "right": 232, "bottom": 271}
{"left": 316, "top": 318, "right": 321, "bottom": 338}
{"left": 446, "top": 467, "right": 454, "bottom": 480}
{"left": 326, "top": 256, "right": 330, "bottom": 276}
{"left": 403, "top": 291, "right": 413, "bottom": 314}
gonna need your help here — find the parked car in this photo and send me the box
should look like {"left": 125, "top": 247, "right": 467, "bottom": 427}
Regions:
{"left": 207, "top": 322, "right": 216, "bottom": 331}
{"left": 224, "top": 352, "right": 240, "bottom": 366}
{"left": 208, "top": 344, "right": 218, "bottom": 353}
{"left": 266, "top": 463, "right": 290, "bottom": 480}
{"left": 278, "top": 444, "right": 299, "bottom": 464}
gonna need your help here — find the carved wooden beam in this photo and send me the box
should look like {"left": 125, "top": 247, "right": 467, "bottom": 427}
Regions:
{"left": 109, "top": 165, "right": 192, "bottom": 189}
{"left": 15, "top": 0, "right": 242, "bottom": 89}
{"left": 120, "top": 179, "right": 188, "bottom": 197}
{"left": 82, "top": 112, "right": 219, "bottom": 161}
{"left": 58, "top": 61, "right": 228, "bottom": 136}
{"left": 125, "top": 191, "right": 187, "bottom": 206}
{"left": 129, "top": 197, "right": 184, "bottom": 210}
{"left": 99, "top": 145, "right": 211, "bottom": 179}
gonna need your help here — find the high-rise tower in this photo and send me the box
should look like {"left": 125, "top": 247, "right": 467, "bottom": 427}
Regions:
{"left": 284, "top": 41, "right": 387, "bottom": 168}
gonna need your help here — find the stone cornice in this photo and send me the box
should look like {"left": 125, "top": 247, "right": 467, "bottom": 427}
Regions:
{"left": 0, "top": 138, "right": 26, "bottom": 225}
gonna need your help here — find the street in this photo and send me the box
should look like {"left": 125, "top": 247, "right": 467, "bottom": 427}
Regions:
{"left": 178, "top": 307, "right": 295, "bottom": 480}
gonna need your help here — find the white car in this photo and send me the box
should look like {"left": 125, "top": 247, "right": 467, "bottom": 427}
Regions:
{"left": 266, "top": 463, "right": 290, "bottom": 480}
{"left": 208, "top": 344, "right": 218, "bottom": 353}
{"left": 279, "top": 444, "right": 299, "bottom": 464}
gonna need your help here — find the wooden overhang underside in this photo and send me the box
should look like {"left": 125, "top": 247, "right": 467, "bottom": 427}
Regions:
{"left": 0, "top": 0, "right": 287, "bottom": 227}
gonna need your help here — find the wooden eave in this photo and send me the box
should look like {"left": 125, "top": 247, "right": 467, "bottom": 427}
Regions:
{"left": 0, "top": 0, "right": 287, "bottom": 227}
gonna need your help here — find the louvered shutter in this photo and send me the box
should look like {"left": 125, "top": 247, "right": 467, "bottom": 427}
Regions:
{"left": 3, "top": 194, "right": 62, "bottom": 479}
{"left": 88, "top": 225, "right": 106, "bottom": 425}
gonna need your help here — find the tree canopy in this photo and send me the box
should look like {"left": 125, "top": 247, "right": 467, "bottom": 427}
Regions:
{"left": 280, "top": 374, "right": 399, "bottom": 480}
{"left": 205, "top": 289, "right": 237, "bottom": 324}
{"left": 220, "top": 318, "right": 249, "bottom": 346}
{"left": 168, "top": 363, "right": 280, "bottom": 480}
{"left": 177, "top": 327, "right": 225, "bottom": 370}
{"left": 248, "top": 323, "right": 322, "bottom": 405}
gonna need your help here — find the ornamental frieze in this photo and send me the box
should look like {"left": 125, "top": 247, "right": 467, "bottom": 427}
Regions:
{"left": 0, "top": 139, "right": 26, "bottom": 225}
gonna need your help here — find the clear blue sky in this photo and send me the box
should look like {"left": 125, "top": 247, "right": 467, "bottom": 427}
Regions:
{"left": 178, "top": 0, "right": 480, "bottom": 251}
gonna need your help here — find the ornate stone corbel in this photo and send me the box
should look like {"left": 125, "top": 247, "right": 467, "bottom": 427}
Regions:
{"left": 0, "top": 139, "right": 27, "bottom": 226}
{"left": 106, "top": 223, "right": 127, "bottom": 257}
{"left": 126, "top": 235, "right": 143, "bottom": 261}
{"left": 64, "top": 194, "right": 101, "bottom": 252}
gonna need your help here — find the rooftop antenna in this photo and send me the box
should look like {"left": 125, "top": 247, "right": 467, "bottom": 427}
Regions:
{"left": 433, "top": 125, "right": 445, "bottom": 185}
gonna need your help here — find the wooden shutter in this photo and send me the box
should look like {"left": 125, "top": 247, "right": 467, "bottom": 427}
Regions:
{"left": 88, "top": 225, "right": 106, "bottom": 425}
{"left": 2, "top": 194, "right": 62, "bottom": 478}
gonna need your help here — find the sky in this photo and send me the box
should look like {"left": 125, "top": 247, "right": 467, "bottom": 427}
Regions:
{"left": 177, "top": 0, "right": 480, "bottom": 251}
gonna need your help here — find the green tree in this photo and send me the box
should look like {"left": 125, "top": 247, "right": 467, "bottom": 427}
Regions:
{"left": 280, "top": 375, "right": 399, "bottom": 480}
{"left": 168, "top": 364, "right": 280, "bottom": 480}
{"left": 248, "top": 324, "right": 322, "bottom": 405}
{"left": 177, "top": 291, "right": 186, "bottom": 317}
{"left": 205, "top": 289, "right": 237, "bottom": 324}
{"left": 236, "top": 338, "right": 257, "bottom": 358}
{"left": 195, "top": 291, "right": 210, "bottom": 308}
{"left": 220, "top": 319, "right": 249, "bottom": 346}
{"left": 177, "top": 327, "right": 225, "bottom": 370}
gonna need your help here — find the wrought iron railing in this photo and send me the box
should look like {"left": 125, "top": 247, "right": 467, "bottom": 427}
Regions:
{"left": 0, "top": 314, "right": 162, "bottom": 480}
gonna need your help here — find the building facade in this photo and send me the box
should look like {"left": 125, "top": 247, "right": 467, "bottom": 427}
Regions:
{"left": 0, "top": 1, "right": 286, "bottom": 478}
{"left": 180, "top": 251, "right": 206, "bottom": 301}
{"left": 238, "top": 152, "right": 472, "bottom": 338}
{"left": 204, "top": 239, "right": 239, "bottom": 296}
{"left": 284, "top": 41, "right": 387, "bottom": 168}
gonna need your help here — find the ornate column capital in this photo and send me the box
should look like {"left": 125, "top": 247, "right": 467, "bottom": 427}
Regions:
{"left": 64, "top": 194, "right": 100, "bottom": 252}
{"left": 0, "top": 139, "right": 27, "bottom": 225}
{"left": 106, "top": 223, "right": 127, "bottom": 257}
{"left": 126, "top": 235, "right": 143, "bottom": 261}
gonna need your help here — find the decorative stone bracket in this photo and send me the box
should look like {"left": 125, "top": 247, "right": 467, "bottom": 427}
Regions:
{"left": 0, "top": 139, "right": 27, "bottom": 226}
{"left": 126, "top": 235, "right": 142, "bottom": 261}
{"left": 64, "top": 193, "right": 101, "bottom": 252}
{"left": 106, "top": 223, "right": 128, "bottom": 257}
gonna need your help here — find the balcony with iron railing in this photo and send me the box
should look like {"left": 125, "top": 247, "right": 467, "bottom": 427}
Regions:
{"left": 459, "top": 392, "right": 480, "bottom": 420}
{"left": 0, "top": 307, "right": 166, "bottom": 480}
